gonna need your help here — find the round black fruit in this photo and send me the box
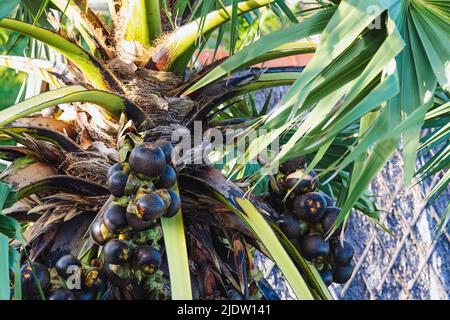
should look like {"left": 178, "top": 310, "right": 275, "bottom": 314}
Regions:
{"left": 155, "top": 139, "right": 174, "bottom": 164}
{"left": 126, "top": 212, "right": 155, "bottom": 231}
{"left": 129, "top": 144, "right": 166, "bottom": 178}
{"left": 107, "top": 163, "right": 123, "bottom": 180}
{"left": 104, "top": 263, "right": 131, "bottom": 288}
{"left": 322, "top": 193, "right": 334, "bottom": 207}
{"left": 332, "top": 263, "right": 354, "bottom": 284}
{"left": 55, "top": 254, "right": 81, "bottom": 279}
{"left": 293, "top": 192, "right": 327, "bottom": 222}
{"left": 84, "top": 267, "right": 106, "bottom": 291}
{"left": 279, "top": 156, "right": 306, "bottom": 175}
{"left": 107, "top": 170, "right": 129, "bottom": 198}
{"left": 103, "top": 239, "right": 131, "bottom": 265}
{"left": 320, "top": 207, "right": 342, "bottom": 236}
{"left": 103, "top": 204, "right": 128, "bottom": 234}
{"left": 156, "top": 165, "right": 177, "bottom": 189}
{"left": 21, "top": 262, "right": 50, "bottom": 298}
{"left": 332, "top": 241, "right": 354, "bottom": 266}
{"left": 135, "top": 245, "right": 161, "bottom": 274}
{"left": 48, "top": 288, "right": 77, "bottom": 300}
{"left": 164, "top": 189, "right": 181, "bottom": 218}
{"left": 285, "top": 169, "right": 318, "bottom": 195}
{"left": 136, "top": 193, "right": 166, "bottom": 220}
{"left": 155, "top": 189, "right": 171, "bottom": 208}
{"left": 319, "top": 267, "right": 333, "bottom": 286}
{"left": 279, "top": 213, "right": 306, "bottom": 239}
{"left": 74, "top": 290, "right": 95, "bottom": 300}
{"left": 300, "top": 234, "right": 330, "bottom": 262}
{"left": 90, "top": 218, "right": 115, "bottom": 245}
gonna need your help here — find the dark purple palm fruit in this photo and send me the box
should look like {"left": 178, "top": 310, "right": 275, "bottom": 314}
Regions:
{"left": 103, "top": 239, "right": 132, "bottom": 265}
{"left": 107, "top": 170, "right": 129, "bottom": 198}
{"left": 332, "top": 263, "right": 354, "bottom": 284}
{"left": 320, "top": 206, "right": 343, "bottom": 236}
{"left": 322, "top": 193, "right": 334, "bottom": 207}
{"left": 104, "top": 263, "right": 131, "bottom": 288}
{"left": 55, "top": 255, "right": 82, "bottom": 279}
{"left": 155, "top": 165, "right": 177, "bottom": 189}
{"left": 293, "top": 192, "right": 327, "bottom": 222}
{"left": 90, "top": 218, "right": 115, "bottom": 245}
{"left": 74, "top": 290, "right": 95, "bottom": 300}
{"left": 47, "top": 288, "right": 77, "bottom": 300}
{"left": 269, "top": 172, "right": 288, "bottom": 196}
{"left": 107, "top": 163, "right": 123, "bottom": 180}
{"left": 263, "top": 187, "right": 285, "bottom": 212}
{"left": 154, "top": 189, "right": 172, "bottom": 209}
{"left": 278, "top": 213, "right": 307, "bottom": 239}
{"left": 319, "top": 266, "right": 333, "bottom": 286}
{"left": 164, "top": 189, "right": 181, "bottom": 218}
{"left": 103, "top": 204, "right": 128, "bottom": 234}
{"left": 154, "top": 139, "right": 174, "bottom": 164}
{"left": 332, "top": 241, "right": 354, "bottom": 266}
{"left": 285, "top": 169, "right": 318, "bottom": 195}
{"left": 21, "top": 262, "right": 50, "bottom": 298}
{"left": 129, "top": 143, "right": 166, "bottom": 178}
{"left": 126, "top": 211, "right": 155, "bottom": 231}
{"left": 136, "top": 193, "right": 166, "bottom": 221}
{"left": 135, "top": 245, "right": 161, "bottom": 275}
{"left": 90, "top": 258, "right": 103, "bottom": 268}
{"left": 300, "top": 234, "right": 330, "bottom": 263}
{"left": 83, "top": 267, "right": 107, "bottom": 292}
{"left": 279, "top": 156, "right": 306, "bottom": 175}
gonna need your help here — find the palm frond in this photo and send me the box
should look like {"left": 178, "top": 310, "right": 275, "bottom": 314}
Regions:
{"left": 145, "top": 0, "right": 279, "bottom": 73}
{"left": 183, "top": 7, "right": 334, "bottom": 95}
{"left": 0, "top": 85, "right": 149, "bottom": 127}
{"left": 0, "top": 18, "right": 121, "bottom": 91}
{"left": 160, "top": 184, "right": 192, "bottom": 300}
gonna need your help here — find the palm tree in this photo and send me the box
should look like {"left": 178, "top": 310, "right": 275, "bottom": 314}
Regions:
{"left": 0, "top": 0, "right": 448, "bottom": 300}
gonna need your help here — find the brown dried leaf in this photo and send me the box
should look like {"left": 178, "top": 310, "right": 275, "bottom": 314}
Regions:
{"left": 4, "top": 162, "right": 58, "bottom": 189}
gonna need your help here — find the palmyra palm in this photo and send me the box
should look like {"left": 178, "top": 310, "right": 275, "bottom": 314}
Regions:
{"left": 0, "top": 0, "right": 448, "bottom": 300}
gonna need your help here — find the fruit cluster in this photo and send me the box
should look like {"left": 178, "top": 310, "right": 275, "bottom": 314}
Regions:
{"left": 93, "top": 140, "right": 180, "bottom": 237}
{"left": 20, "top": 257, "right": 102, "bottom": 300}
{"left": 88, "top": 139, "right": 179, "bottom": 296}
{"left": 271, "top": 158, "right": 355, "bottom": 286}
{"left": 18, "top": 140, "right": 177, "bottom": 300}
{"left": 19, "top": 248, "right": 167, "bottom": 300}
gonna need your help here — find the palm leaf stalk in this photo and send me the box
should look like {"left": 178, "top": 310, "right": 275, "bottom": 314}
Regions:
{"left": 124, "top": 0, "right": 162, "bottom": 47}
{"left": 144, "top": 0, "right": 276, "bottom": 72}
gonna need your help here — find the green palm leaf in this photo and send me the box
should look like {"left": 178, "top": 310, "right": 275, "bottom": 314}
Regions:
{"left": 0, "top": 85, "right": 149, "bottom": 127}
{"left": 160, "top": 184, "right": 192, "bottom": 300}
{"left": 0, "top": 18, "right": 121, "bottom": 91}
{"left": 183, "top": 7, "right": 334, "bottom": 95}
{"left": 0, "top": 0, "right": 19, "bottom": 20}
